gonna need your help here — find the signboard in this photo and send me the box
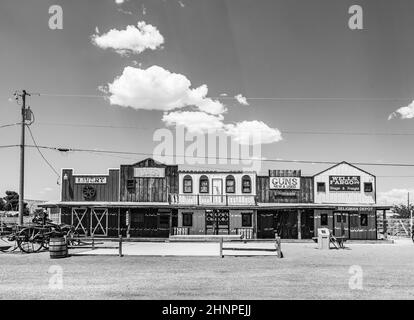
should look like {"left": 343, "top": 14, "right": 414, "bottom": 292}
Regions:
{"left": 269, "top": 177, "right": 300, "bottom": 190}
{"left": 134, "top": 167, "right": 165, "bottom": 178}
{"left": 329, "top": 176, "right": 360, "bottom": 192}
{"left": 336, "top": 207, "right": 372, "bottom": 212}
{"left": 75, "top": 177, "right": 107, "bottom": 184}
{"left": 274, "top": 191, "right": 297, "bottom": 197}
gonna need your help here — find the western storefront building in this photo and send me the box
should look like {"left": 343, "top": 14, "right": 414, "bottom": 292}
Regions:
{"left": 313, "top": 161, "right": 383, "bottom": 240}
{"left": 256, "top": 169, "right": 315, "bottom": 239}
{"left": 172, "top": 171, "right": 257, "bottom": 238}
{"left": 41, "top": 159, "right": 389, "bottom": 240}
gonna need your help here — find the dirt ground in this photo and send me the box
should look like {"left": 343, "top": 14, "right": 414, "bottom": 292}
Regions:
{"left": 1, "top": 241, "right": 414, "bottom": 300}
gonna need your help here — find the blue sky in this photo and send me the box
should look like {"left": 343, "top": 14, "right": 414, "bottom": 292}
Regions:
{"left": 1, "top": 0, "right": 414, "bottom": 204}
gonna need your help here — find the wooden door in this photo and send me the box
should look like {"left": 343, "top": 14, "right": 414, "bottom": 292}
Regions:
{"left": 212, "top": 178, "right": 223, "bottom": 204}
{"left": 333, "top": 211, "right": 349, "bottom": 238}
{"left": 257, "top": 211, "right": 274, "bottom": 239}
{"left": 205, "top": 209, "right": 229, "bottom": 235}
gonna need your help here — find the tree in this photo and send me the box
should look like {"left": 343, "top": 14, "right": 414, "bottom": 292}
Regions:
{"left": 392, "top": 204, "right": 413, "bottom": 219}
{"left": 1, "top": 191, "right": 29, "bottom": 215}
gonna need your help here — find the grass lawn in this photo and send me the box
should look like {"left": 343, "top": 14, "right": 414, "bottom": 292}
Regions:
{"left": 1, "top": 242, "right": 414, "bottom": 299}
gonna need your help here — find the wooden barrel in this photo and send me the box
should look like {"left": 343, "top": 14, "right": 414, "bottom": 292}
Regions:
{"left": 49, "top": 237, "right": 68, "bottom": 259}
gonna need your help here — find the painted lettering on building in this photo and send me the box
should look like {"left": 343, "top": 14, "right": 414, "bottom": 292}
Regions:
{"left": 329, "top": 176, "right": 360, "bottom": 191}
{"left": 269, "top": 177, "right": 300, "bottom": 190}
{"left": 74, "top": 177, "right": 107, "bottom": 184}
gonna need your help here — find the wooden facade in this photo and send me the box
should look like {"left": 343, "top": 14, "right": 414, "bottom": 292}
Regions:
{"left": 61, "top": 169, "right": 119, "bottom": 202}
{"left": 312, "top": 162, "right": 378, "bottom": 240}
{"left": 256, "top": 170, "right": 313, "bottom": 203}
{"left": 256, "top": 170, "right": 314, "bottom": 239}
{"left": 120, "top": 158, "right": 178, "bottom": 203}
{"left": 42, "top": 159, "right": 389, "bottom": 240}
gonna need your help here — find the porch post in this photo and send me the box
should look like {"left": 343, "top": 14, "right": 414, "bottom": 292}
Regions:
{"left": 169, "top": 210, "right": 173, "bottom": 236}
{"left": 117, "top": 208, "right": 120, "bottom": 236}
{"left": 297, "top": 209, "right": 302, "bottom": 240}
{"left": 383, "top": 209, "right": 387, "bottom": 240}
{"left": 254, "top": 210, "right": 258, "bottom": 239}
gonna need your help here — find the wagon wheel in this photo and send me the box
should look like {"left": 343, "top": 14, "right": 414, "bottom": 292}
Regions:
{"left": 16, "top": 227, "right": 45, "bottom": 253}
{"left": 66, "top": 229, "right": 81, "bottom": 246}
{"left": 82, "top": 186, "right": 96, "bottom": 200}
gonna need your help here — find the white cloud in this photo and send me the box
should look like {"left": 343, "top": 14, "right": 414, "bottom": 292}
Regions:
{"left": 92, "top": 21, "right": 164, "bottom": 55}
{"left": 95, "top": 26, "right": 99, "bottom": 34}
{"left": 107, "top": 65, "right": 226, "bottom": 115}
{"left": 162, "top": 111, "right": 225, "bottom": 134}
{"left": 178, "top": 1, "right": 185, "bottom": 7}
{"left": 115, "top": 0, "right": 125, "bottom": 4}
{"left": 162, "top": 111, "right": 282, "bottom": 145}
{"left": 377, "top": 189, "right": 414, "bottom": 206}
{"left": 234, "top": 94, "right": 249, "bottom": 106}
{"left": 388, "top": 100, "right": 414, "bottom": 120}
{"left": 224, "top": 120, "right": 282, "bottom": 145}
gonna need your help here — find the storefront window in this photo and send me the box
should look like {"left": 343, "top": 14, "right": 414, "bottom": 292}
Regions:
{"left": 321, "top": 213, "right": 328, "bottom": 226}
{"left": 360, "top": 214, "right": 368, "bottom": 226}
{"left": 182, "top": 213, "right": 193, "bottom": 227}
{"left": 183, "top": 175, "right": 193, "bottom": 193}
{"left": 242, "top": 175, "right": 251, "bottom": 193}
{"left": 226, "top": 175, "right": 235, "bottom": 193}
{"left": 127, "top": 179, "right": 135, "bottom": 190}
{"left": 317, "top": 182, "right": 326, "bottom": 192}
{"left": 364, "top": 183, "right": 373, "bottom": 192}
{"left": 242, "top": 213, "right": 252, "bottom": 227}
{"left": 199, "top": 175, "right": 209, "bottom": 193}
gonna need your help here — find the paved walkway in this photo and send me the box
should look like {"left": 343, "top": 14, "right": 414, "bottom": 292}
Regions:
{"left": 73, "top": 241, "right": 279, "bottom": 257}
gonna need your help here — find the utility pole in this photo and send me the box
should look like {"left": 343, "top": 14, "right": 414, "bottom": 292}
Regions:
{"left": 409, "top": 192, "right": 413, "bottom": 237}
{"left": 17, "top": 90, "right": 30, "bottom": 225}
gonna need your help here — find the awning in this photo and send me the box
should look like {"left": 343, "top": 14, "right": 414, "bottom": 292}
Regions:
{"left": 39, "top": 201, "right": 172, "bottom": 208}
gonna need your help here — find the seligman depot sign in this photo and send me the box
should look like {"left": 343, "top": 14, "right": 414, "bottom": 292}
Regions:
{"left": 329, "top": 175, "right": 360, "bottom": 191}
{"left": 270, "top": 177, "right": 300, "bottom": 190}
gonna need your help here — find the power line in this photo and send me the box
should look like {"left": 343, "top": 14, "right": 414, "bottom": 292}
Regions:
{"left": 4, "top": 144, "right": 414, "bottom": 176}
{"left": 34, "top": 122, "right": 414, "bottom": 137}
{"left": 25, "top": 126, "right": 61, "bottom": 181}
{"left": 0, "top": 123, "right": 20, "bottom": 129}
{"left": 19, "top": 144, "right": 414, "bottom": 168}
{"left": 33, "top": 93, "right": 413, "bottom": 101}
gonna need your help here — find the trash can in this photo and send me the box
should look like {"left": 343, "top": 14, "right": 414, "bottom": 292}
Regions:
{"left": 317, "top": 228, "right": 330, "bottom": 250}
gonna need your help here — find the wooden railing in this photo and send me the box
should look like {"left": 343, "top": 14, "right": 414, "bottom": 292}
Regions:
{"left": 236, "top": 227, "right": 254, "bottom": 240}
{"left": 173, "top": 227, "right": 190, "bottom": 235}
{"left": 169, "top": 194, "right": 256, "bottom": 206}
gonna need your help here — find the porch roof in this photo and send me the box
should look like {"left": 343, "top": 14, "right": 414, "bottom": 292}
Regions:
{"left": 257, "top": 203, "right": 392, "bottom": 210}
{"left": 39, "top": 201, "right": 171, "bottom": 208}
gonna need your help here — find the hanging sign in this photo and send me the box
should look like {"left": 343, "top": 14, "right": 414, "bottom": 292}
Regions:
{"left": 134, "top": 167, "right": 165, "bottom": 178}
{"left": 269, "top": 177, "right": 300, "bottom": 190}
{"left": 75, "top": 177, "right": 107, "bottom": 184}
{"left": 329, "top": 176, "right": 360, "bottom": 191}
